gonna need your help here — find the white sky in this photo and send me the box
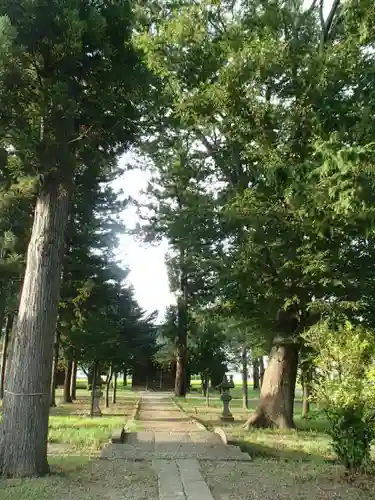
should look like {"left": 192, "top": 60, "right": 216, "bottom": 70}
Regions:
{"left": 114, "top": 154, "right": 175, "bottom": 322}
{"left": 114, "top": 0, "right": 333, "bottom": 322}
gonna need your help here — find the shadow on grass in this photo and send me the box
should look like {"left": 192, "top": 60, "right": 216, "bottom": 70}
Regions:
{"left": 139, "top": 417, "right": 192, "bottom": 422}
{"left": 231, "top": 438, "right": 336, "bottom": 464}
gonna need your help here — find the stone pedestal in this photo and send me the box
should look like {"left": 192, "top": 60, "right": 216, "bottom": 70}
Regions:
{"left": 92, "top": 389, "right": 103, "bottom": 416}
{"left": 217, "top": 375, "right": 235, "bottom": 422}
{"left": 221, "top": 393, "right": 234, "bottom": 422}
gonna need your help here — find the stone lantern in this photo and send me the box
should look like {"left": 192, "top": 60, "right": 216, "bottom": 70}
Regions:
{"left": 217, "top": 374, "right": 235, "bottom": 422}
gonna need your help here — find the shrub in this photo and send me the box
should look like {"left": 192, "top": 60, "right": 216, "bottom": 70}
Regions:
{"left": 325, "top": 404, "right": 375, "bottom": 471}
{"left": 304, "top": 320, "right": 375, "bottom": 471}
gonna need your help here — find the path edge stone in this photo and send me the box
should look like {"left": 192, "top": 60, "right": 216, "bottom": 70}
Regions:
{"left": 213, "top": 426, "right": 228, "bottom": 445}
{"left": 111, "top": 396, "right": 141, "bottom": 443}
{"left": 171, "top": 396, "right": 208, "bottom": 431}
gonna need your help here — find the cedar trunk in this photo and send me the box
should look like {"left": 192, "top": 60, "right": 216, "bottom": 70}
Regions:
{"left": 302, "top": 381, "right": 310, "bottom": 418}
{"left": 0, "top": 175, "right": 70, "bottom": 477}
{"left": 205, "top": 372, "right": 210, "bottom": 407}
{"left": 242, "top": 344, "right": 248, "bottom": 409}
{"left": 105, "top": 366, "right": 113, "bottom": 408}
{"left": 175, "top": 250, "right": 188, "bottom": 397}
{"left": 0, "top": 314, "right": 14, "bottom": 400}
{"left": 90, "top": 362, "right": 99, "bottom": 418}
{"left": 50, "top": 331, "right": 60, "bottom": 407}
{"left": 174, "top": 343, "right": 187, "bottom": 396}
{"left": 259, "top": 356, "right": 265, "bottom": 388}
{"left": 201, "top": 373, "right": 207, "bottom": 396}
{"left": 70, "top": 359, "right": 77, "bottom": 400}
{"left": 112, "top": 372, "right": 117, "bottom": 404}
{"left": 63, "top": 360, "right": 73, "bottom": 403}
{"left": 244, "top": 341, "right": 299, "bottom": 429}
{"left": 252, "top": 358, "right": 260, "bottom": 390}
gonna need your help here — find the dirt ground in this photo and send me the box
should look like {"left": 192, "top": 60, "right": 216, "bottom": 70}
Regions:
{"left": 201, "top": 459, "right": 375, "bottom": 500}
{"left": 0, "top": 458, "right": 158, "bottom": 500}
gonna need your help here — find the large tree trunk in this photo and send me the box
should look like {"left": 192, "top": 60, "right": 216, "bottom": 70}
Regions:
{"left": 242, "top": 344, "right": 248, "bottom": 409}
{"left": 252, "top": 357, "right": 260, "bottom": 390}
{"left": 0, "top": 314, "right": 14, "bottom": 400}
{"left": 50, "top": 331, "right": 60, "bottom": 407}
{"left": 244, "top": 340, "right": 299, "bottom": 429}
{"left": 0, "top": 175, "right": 71, "bottom": 477}
{"left": 70, "top": 359, "right": 77, "bottom": 400}
{"left": 259, "top": 356, "right": 265, "bottom": 388}
{"left": 112, "top": 372, "right": 117, "bottom": 405}
{"left": 63, "top": 359, "right": 73, "bottom": 404}
{"left": 123, "top": 367, "right": 127, "bottom": 386}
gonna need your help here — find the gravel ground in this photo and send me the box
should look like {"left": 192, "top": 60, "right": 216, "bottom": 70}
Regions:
{"left": 0, "top": 458, "right": 158, "bottom": 500}
{"left": 200, "top": 459, "right": 375, "bottom": 500}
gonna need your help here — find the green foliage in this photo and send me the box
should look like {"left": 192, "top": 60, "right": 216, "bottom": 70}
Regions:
{"left": 325, "top": 404, "right": 375, "bottom": 472}
{"left": 189, "top": 313, "right": 228, "bottom": 381}
{"left": 304, "top": 320, "right": 375, "bottom": 470}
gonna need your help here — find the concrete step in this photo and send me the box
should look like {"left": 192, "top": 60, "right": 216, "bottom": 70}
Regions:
{"left": 125, "top": 431, "right": 222, "bottom": 446}
{"left": 101, "top": 440, "right": 251, "bottom": 461}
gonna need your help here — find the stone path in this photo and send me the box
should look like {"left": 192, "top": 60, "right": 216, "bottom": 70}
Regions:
{"left": 101, "top": 392, "right": 250, "bottom": 500}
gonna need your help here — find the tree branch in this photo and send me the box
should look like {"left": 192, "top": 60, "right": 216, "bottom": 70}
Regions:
{"left": 306, "top": 0, "right": 318, "bottom": 15}
{"left": 319, "top": 0, "right": 341, "bottom": 52}
{"left": 319, "top": 0, "right": 325, "bottom": 32}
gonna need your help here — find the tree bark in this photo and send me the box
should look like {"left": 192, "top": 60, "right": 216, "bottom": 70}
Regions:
{"left": 175, "top": 248, "right": 188, "bottom": 397}
{"left": 63, "top": 359, "right": 73, "bottom": 404}
{"left": 105, "top": 365, "right": 113, "bottom": 408}
{"left": 252, "top": 357, "right": 260, "bottom": 390}
{"left": 244, "top": 340, "right": 299, "bottom": 429}
{"left": 90, "top": 361, "right": 98, "bottom": 418}
{"left": 175, "top": 342, "right": 187, "bottom": 397}
{"left": 123, "top": 367, "right": 127, "bottom": 386}
{"left": 50, "top": 331, "right": 60, "bottom": 407}
{"left": 242, "top": 344, "right": 248, "bottom": 409}
{"left": 259, "top": 356, "right": 265, "bottom": 389}
{"left": 0, "top": 314, "right": 14, "bottom": 400}
{"left": 302, "top": 380, "right": 311, "bottom": 418}
{"left": 70, "top": 359, "right": 77, "bottom": 400}
{"left": 112, "top": 372, "right": 117, "bottom": 405}
{"left": 205, "top": 371, "right": 210, "bottom": 407}
{"left": 201, "top": 373, "right": 207, "bottom": 396}
{"left": 0, "top": 175, "right": 71, "bottom": 477}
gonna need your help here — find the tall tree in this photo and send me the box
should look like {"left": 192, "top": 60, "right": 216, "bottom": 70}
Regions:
{"left": 135, "top": 0, "right": 375, "bottom": 430}
{"left": 0, "top": 0, "right": 147, "bottom": 477}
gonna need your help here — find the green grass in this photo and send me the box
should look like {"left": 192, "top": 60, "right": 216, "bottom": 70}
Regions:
{"left": 46, "top": 387, "right": 139, "bottom": 453}
{"left": 175, "top": 386, "right": 335, "bottom": 461}
{"left": 176, "top": 386, "right": 375, "bottom": 465}
{"left": 48, "top": 415, "right": 126, "bottom": 451}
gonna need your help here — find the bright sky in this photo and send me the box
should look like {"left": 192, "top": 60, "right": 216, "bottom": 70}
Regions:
{"left": 114, "top": 154, "right": 175, "bottom": 322}
{"left": 114, "top": 0, "right": 333, "bottom": 322}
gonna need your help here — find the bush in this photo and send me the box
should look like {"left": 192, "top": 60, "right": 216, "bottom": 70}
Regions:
{"left": 304, "top": 320, "right": 375, "bottom": 471}
{"left": 325, "top": 404, "right": 375, "bottom": 471}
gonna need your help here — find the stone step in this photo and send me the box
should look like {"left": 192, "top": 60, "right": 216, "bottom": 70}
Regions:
{"left": 101, "top": 442, "right": 251, "bottom": 461}
{"left": 125, "top": 431, "right": 222, "bottom": 446}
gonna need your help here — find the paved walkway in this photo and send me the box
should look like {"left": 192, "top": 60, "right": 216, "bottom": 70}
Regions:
{"left": 101, "top": 392, "right": 250, "bottom": 500}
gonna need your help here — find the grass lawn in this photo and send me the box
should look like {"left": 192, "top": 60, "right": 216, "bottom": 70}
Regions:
{"left": 176, "top": 385, "right": 375, "bottom": 499}
{"left": 48, "top": 384, "right": 138, "bottom": 454}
